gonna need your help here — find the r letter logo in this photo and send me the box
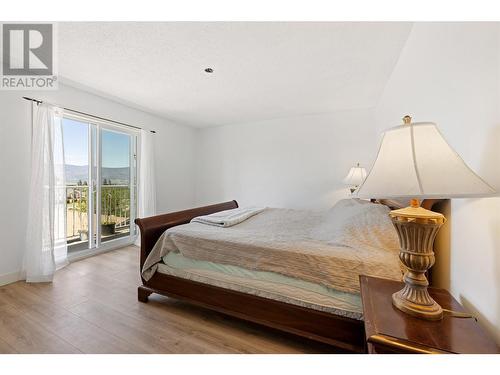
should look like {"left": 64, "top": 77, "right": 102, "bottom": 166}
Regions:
{"left": 1, "top": 23, "right": 58, "bottom": 90}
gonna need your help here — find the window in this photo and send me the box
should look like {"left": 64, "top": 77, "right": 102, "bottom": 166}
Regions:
{"left": 62, "top": 113, "right": 138, "bottom": 253}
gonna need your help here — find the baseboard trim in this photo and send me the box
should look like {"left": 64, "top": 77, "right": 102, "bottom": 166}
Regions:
{"left": 0, "top": 271, "right": 22, "bottom": 286}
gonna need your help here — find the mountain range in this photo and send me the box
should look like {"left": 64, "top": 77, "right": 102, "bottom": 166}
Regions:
{"left": 65, "top": 164, "right": 130, "bottom": 185}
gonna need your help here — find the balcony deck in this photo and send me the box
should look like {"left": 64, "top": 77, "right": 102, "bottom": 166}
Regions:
{"left": 65, "top": 184, "right": 132, "bottom": 251}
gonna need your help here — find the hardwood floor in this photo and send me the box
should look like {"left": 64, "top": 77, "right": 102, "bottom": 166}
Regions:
{"left": 0, "top": 246, "right": 337, "bottom": 354}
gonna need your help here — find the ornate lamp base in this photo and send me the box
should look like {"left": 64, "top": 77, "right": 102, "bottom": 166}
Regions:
{"left": 389, "top": 199, "right": 446, "bottom": 321}
{"left": 392, "top": 279, "right": 443, "bottom": 320}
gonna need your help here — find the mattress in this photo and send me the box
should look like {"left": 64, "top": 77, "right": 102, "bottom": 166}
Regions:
{"left": 143, "top": 206, "right": 403, "bottom": 294}
{"left": 157, "top": 251, "right": 363, "bottom": 320}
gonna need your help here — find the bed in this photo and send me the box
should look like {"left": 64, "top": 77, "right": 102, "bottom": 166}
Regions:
{"left": 135, "top": 199, "right": 442, "bottom": 353}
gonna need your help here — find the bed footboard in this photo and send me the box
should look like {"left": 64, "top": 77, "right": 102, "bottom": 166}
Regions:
{"left": 134, "top": 200, "right": 238, "bottom": 271}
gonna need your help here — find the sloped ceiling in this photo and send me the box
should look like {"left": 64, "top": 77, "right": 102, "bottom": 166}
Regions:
{"left": 58, "top": 22, "right": 412, "bottom": 127}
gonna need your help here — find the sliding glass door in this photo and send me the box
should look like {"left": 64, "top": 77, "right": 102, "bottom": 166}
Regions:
{"left": 63, "top": 117, "right": 91, "bottom": 251}
{"left": 100, "top": 127, "right": 135, "bottom": 243}
{"left": 63, "top": 115, "right": 137, "bottom": 252}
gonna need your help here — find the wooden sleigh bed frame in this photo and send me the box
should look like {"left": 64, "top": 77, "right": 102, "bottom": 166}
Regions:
{"left": 135, "top": 199, "right": 443, "bottom": 353}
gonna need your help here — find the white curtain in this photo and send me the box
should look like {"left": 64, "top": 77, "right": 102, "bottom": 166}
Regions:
{"left": 23, "top": 103, "right": 68, "bottom": 282}
{"left": 135, "top": 129, "right": 157, "bottom": 246}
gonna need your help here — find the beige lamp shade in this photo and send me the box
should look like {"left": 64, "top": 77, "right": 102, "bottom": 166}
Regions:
{"left": 356, "top": 122, "right": 495, "bottom": 199}
{"left": 343, "top": 163, "right": 367, "bottom": 187}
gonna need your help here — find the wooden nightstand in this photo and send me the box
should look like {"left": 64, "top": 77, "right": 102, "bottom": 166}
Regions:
{"left": 360, "top": 275, "right": 499, "bottom": 354}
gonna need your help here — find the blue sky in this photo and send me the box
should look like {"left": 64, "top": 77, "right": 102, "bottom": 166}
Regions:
{"left": 62, "top": 118, "right": 130, "bottom": 168}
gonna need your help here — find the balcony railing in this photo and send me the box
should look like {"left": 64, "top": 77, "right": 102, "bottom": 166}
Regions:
{"left": 66, "top": 184, "right": 131, "bottom": 245}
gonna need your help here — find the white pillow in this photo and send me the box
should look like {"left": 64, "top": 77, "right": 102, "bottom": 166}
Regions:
{"left": 314, "top": 199, "right": 400, "bottom": 252}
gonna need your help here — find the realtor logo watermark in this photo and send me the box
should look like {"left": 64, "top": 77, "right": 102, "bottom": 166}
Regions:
{"left": 1, "top": 23, "right": 58, "bottom": 90}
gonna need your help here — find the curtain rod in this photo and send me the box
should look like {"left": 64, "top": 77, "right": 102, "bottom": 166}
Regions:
{"left": 22, "top": 96, "right": 156, "bottom": 134}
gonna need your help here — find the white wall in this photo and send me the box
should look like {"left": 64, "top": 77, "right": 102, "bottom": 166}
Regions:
{"left": 195, "top": 109, "right": 378, "bottom": 209}
{"left": 374, "top": 23, "right": 500, "bottom": 344}
{"left": 0, "top": 83, "right": 197, "bottom": 285}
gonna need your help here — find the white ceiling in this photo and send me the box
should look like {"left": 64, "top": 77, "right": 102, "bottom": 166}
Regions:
{"left": 58, "top": 22, "right": 412, "bottom": 128}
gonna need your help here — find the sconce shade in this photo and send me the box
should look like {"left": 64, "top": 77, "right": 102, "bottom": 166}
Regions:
{"left": 356, "top": 122, "right": 495, "bottom": 199}
{"left": 343, "top": 164, "right": 367, "bottom": 187}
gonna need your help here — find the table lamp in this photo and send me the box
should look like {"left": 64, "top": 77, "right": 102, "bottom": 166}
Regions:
{"left": 343, "top": 163, "right": 367, "bottom": 193}
{"left": 356, "top": 115, "right": 495, "bottom": 320}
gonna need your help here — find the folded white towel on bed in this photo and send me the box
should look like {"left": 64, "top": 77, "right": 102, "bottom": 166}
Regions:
{"left": 191, "top": 206, "right": 266, "bottom": 227}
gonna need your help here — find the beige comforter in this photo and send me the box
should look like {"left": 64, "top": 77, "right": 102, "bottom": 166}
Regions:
{"left": 142, "top": 207, "right": 403, "bottom": 294}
